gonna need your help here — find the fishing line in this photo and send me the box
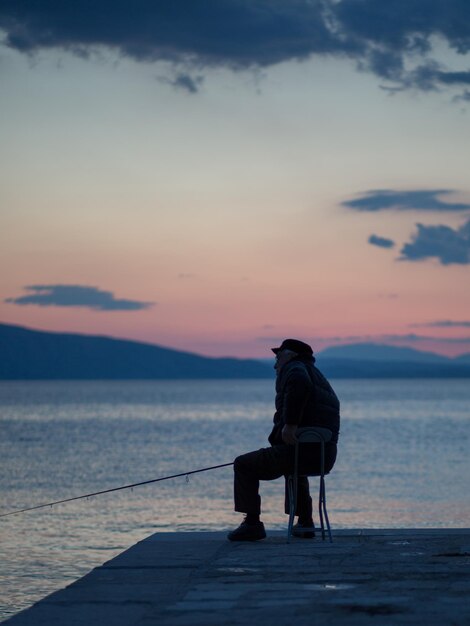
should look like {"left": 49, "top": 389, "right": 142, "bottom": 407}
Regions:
{"left": 0, "top": 462, "right": 234, "bottom": 518}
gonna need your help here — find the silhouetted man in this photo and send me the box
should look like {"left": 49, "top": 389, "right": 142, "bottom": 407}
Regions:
{"left": 228, "top": 338, "right": 340, "bottom": 541}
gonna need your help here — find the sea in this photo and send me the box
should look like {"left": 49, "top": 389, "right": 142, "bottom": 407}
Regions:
{"left": 1, "top": 379, "right": 469, "bottom": 621}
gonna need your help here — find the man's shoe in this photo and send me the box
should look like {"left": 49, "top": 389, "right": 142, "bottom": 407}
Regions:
{"left": 227, "top": 520, "right": 266, "bottom": 542}
{"left": 292, "top": 521, "right": 316, "bottom": 538}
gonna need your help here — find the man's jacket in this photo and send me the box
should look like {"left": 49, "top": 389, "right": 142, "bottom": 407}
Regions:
{"left": 268, "top": 356, "right": 340, "bottom": 445}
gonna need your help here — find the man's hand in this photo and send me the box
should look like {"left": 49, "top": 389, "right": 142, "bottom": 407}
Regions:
{"left": 281, "top": 424, "right": 298, "bottom": 445}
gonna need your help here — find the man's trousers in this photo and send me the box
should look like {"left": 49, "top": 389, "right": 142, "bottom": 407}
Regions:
{"left": 233, "top": 443, "right": 337, "bottom": 519}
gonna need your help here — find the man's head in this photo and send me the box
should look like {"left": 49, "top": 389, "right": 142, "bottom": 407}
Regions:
{"left": 271, "top": 338, "right": 313, "bottom": 357}
{"left": 271, "top": 338, "right": 313, "bottom": 370}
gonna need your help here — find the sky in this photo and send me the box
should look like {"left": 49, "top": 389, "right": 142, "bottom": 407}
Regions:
{"left": 1, "top": 1, "right": 470, "bottom": 358}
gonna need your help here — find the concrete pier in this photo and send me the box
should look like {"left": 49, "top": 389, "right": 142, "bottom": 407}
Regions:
{"left": 5, "top": 529, "right": 470, "bottom": 625}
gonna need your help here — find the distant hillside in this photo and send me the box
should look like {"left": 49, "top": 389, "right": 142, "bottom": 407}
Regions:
{"left": 1, "top": 324, "right": 470, "bottom": 379}
{"left": 454, "top": 352, "right": 470, "bottom": 363}
{"left": 318, "top": 343, "right": 449, "bottom": 363}
{"left": 317, "top": 342, "right": 470, "bottom": 378}
{"left": 0, "top": 323, "right": 273, "bottom": 380}
{"left": 318, "top": 358, "right": 470, "bottom": 379}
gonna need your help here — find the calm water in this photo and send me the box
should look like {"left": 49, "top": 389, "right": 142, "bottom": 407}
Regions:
{"left": 1, "top": 379, "right": 469, "bottom": 620}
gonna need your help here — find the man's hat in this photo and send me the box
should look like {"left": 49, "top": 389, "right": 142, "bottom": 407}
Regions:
{"left": 271, "top": 338, "right": 313, "bottom": 356}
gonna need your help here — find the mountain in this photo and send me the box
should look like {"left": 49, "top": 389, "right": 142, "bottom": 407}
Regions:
{"left": 454, "top": 352, "right": 470, "bottom": 363}
{"left": 0, "top": 323, "right": 273, "bottom": 380}
{"left": 317, "top": 343, "right": 448, "bottom": 363}
{"left": 1, "top": 323, "right": 470, "bottom": 379}
{"left": 316, "top": 342, "right": 470, "bottom": 378}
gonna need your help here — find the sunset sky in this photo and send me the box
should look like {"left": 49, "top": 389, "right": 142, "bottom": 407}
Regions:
{"left": 1, "top": 1, "right": 470, "bottom": 357}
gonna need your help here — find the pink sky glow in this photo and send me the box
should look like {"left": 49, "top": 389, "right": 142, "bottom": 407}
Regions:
{"left": 1, "top": 45, "right": 469, "bottom": 359}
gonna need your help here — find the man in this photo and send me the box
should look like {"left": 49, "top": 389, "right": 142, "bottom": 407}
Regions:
{"left": 228, "top": 338, "right": 340, "bottom": 541}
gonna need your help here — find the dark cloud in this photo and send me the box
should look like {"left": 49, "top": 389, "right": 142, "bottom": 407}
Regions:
{"left": 326, "top": 333, "right": 470, "bottom": 345}
{"left": 453, "top": 89, "right": 470, "bottom": 103}
{"left": 0, "top": 1, "right": 469, "bottom": 93}
{"left": 410, "top": 320, "right": 470, "bottom": 328}
{"left": 335, "top": 0, "right": 470, "bottom": 52}
{"left": 400, "top": 219, "right": 470, "bottom": 265}
{"left": 346, "top": 189, "right": 470, "bottom": 266}
{"left": 0, "top": 1, "right": 343, "bottom": 68}
{"left": 343, "top": 189, "right": 470, "bottom": 212}
{"left": 5, "top": 285, "right": 154, "bottom": 311}
{"left": 381, "top": 333, "right": 470, "bottom": 344}
{"left": 335, "top": 0, "right": 470, "bottom": 91}
{"left": 256, "top": 332, "right": 470, "bottom": 347}
{"left": 159, "top": 72, "right": 204, "bottom": 94}
{"left": 368, "top": 234, "right": 395, "bottom": 248}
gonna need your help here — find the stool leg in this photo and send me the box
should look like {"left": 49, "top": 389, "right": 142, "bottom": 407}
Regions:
{"left": 287, "top": 476, "right": 295, "bottom": 543}
{"left": 318, "top": 477, "right": 325, "bottom": 541}
{"left": 320, "top": 477, "right": 333, "bottom": 543}
{"left": 288, "top": 443, "right": 300, "bottom": 543}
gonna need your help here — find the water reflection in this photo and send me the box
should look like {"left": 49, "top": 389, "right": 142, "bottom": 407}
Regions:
{"left": 1, "top": 379, "right": 469, "bottom": 620}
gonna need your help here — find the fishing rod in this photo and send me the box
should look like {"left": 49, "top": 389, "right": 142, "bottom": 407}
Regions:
{"left": 0, "top": 462, "right": 234, "bottom": 518}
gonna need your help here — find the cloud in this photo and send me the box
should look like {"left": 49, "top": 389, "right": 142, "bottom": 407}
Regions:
{"left": 334, "top": 333, "right": 470, "bottom": 345}
{"left": 343, "top": 189, "right": 470, "bottom": 212}
{"left": 381, "top": 333, "right": 470, "bottom": 344}
{"left": 346, "top": 189, "right": 470, "bottom": 266}
{"left": 410, "top": 320, "right": 470, "bottom": 328}
{"left": 257, "top": 333, "right": 470, "bottom": 351}
{"left": 400, "top": 219, "right": 470, "bottom": 265}
{"left": 0, "top": 1, "right": 343, "bottom": 68}
{"left": 368, "top": 234, "right": 395, "bottom": 249}
{"left": 5, "top": 285, "right": 154, "bottom": 311}
{"left": 159, "top": 72, "right": 204, "bottom": 94}
{"left": 0, "top": 1, "right": 469, "bottom": 94}
{"left": 334, "top": 0, "right": 470, "bottom": 91}
{"left": 411, "top": 65, "right": 470, "bottom": 90}
{"left": 453, "top": 89, "right": 470, "bottom": 103}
